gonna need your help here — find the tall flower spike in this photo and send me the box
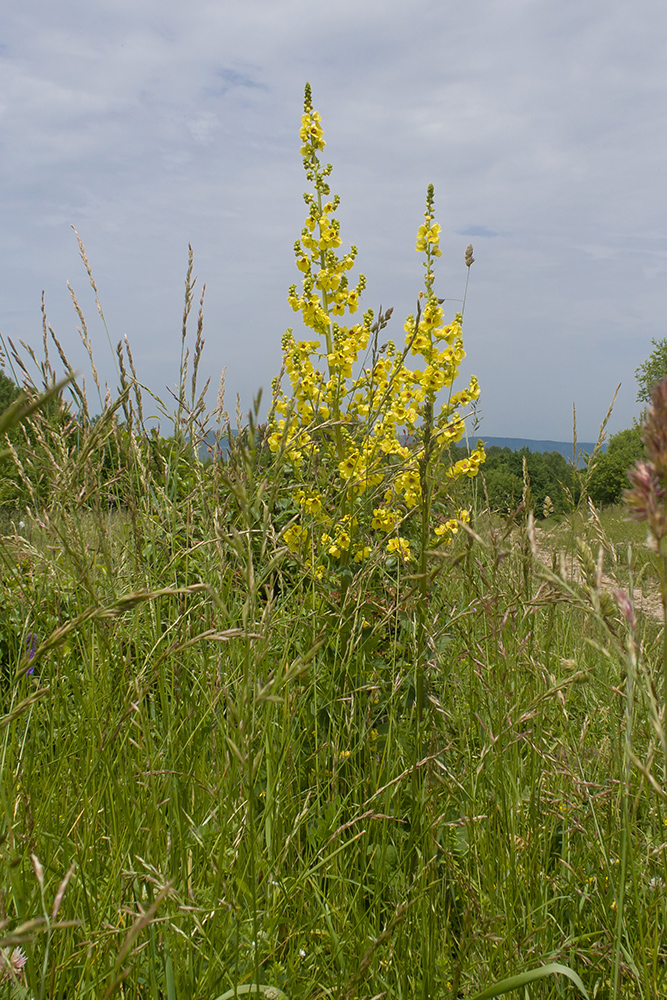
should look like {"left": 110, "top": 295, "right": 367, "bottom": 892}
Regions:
{"left": 624, "top": 459, "right": 667, "bottom": 540}
{"left": 269, "top": 87, "right": 484, "bottom": 573}
{"left": 642, "top": 378, "right": 667, "bottom": 483}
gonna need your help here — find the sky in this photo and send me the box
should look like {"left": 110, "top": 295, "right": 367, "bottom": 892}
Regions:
{"left": 1, "top": 0, "right": 666, "bottom": 441}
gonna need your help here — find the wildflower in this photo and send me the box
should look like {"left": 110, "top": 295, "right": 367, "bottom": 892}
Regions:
{"left": 268, "top": 86, "right": 484, "bottom": 569}
{"left": 615, "top": 589, "right": 636, "bottom": 630}
{"left": 338, "top": 451, "right": 360, "bottom": 480}
{"left": 372, "top": 507, "right": 398, "bottom": 532}
{"left": 328, "top": 530, "right": 350, "bottom": 558}
{"left": 295, "top": 490, "right": 323, "bottom": 515}
{"left": 624, "top": 460, "right": 667, "bottom": 540}
{"left": 387, "top": 537, "right": 412, "bottom": 561}
{"left": 447, "top": 444, "right": 486, "bottom": 479}
{"left": 1, "top": 946, "right": 27, "bottom": 983}
{"left": 435, "top": 517, "right": 462, "bottom": 542}
{"left": 283, "top": 524, "right": 309, "bottom": 555}
{"left": 642, "top": 378, "right": 667, "bottom": 481}
{"left": 24, "top": 632, "right": 37, "bottom": 674}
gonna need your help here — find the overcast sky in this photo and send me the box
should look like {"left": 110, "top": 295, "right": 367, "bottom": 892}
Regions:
{"left": 1, "top": 0, "right": 665, "bottom": 441}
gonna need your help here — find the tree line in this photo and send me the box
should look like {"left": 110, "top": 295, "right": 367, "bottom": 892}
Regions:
{"left": 1, "top": 334, "right": 665, "bottom": 520}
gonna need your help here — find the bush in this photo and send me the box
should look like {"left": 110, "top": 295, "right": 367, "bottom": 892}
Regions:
{"left": 587, "top": 424, "right": 645, "bottom": 507}
{"left": 466, "top": 444, "right": 578, "bottom": 516}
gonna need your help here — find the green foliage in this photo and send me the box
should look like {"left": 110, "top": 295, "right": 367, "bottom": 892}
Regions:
{"left": 0, "top": 368, "right": 20, "bottom": 414}
{"left": 0, "top": 369, "right": 21, "bottom": 515}
{"left": 469, "top": 962, "right": 590, "bottom": 999}
{"left": 587, "top": 424, "right": 645, "bottom": 507}
{"left": 464, "top": 444, "right": 577, "bottom": 516}
{"left": 0, "top": 368, "right": 80, "bottom": 516}
{"left": 636, "top": 336, "right": 667, "bottom": 403}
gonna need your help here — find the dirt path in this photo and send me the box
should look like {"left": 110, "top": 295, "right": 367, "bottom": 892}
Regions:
{"left": 532, "top": 526, "right": 664, "bottom": 622}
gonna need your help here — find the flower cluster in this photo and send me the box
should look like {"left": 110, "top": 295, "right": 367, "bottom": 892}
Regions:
{"left": 271, "top": 84, "right": 485, "bottom": 571}
{"left": 434, "top": 508, "right": 471, "bottom": 545}
{"left": 625, "top": 379, "right": 667, "bottom": 543}
{"left": 1, "top": 947, "right": 27, "bottom": 983}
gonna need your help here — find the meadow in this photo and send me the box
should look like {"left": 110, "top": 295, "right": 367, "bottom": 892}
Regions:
{"left": 0, "top": 87, "right": 666, "bottom": 1000}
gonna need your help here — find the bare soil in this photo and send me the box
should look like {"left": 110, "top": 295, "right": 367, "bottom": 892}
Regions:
{"left": 533, "top": 525, "right": 664, "bottom": 622}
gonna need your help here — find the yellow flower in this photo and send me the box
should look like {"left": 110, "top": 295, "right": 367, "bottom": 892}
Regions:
{"left": 353, "top": 546, "right": 371, "bottom": 562}
{"left": 420, "top": 366, "right": 446, "bottom": 392}
{"left": 296, "top": 490, "right": 323, "bottom": 515}
{"left": 283, "top": 523, "right": 309, "bottom": 554}
{"left": 387, "top": 537, "right": 412, "bottom": 561}
{"left": 371, "top": 507, "right": 398, "bottom": 531}
{"left": 299, "top": 111, "right": 325, "bottom": 150}
{"left": 427, "top": 222, "right": 442, "bottom": 244}
{"left": 339, "top": 450, "right": 360, "bottom": 480}
{"left": 447, "top": 446, "right": 485, "bottom": 480}
{"left": 328, "top": 532, "right": 350, "bottom": 558}
{"left": 269, "top": 91, "right": 483, "bottom": 568}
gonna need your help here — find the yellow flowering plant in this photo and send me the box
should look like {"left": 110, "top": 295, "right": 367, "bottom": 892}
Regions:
{"left": 269, "top": 83, "right": 485, "bottom": 577}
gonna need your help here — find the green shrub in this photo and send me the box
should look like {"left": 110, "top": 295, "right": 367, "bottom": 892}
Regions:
{"left": 587, "top": 424, "right": 645, "bottom": 507}
{"left": 461, "top": 444, "right": 578, "bottom": 516}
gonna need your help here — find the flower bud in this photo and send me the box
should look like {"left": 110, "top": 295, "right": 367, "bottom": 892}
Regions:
{"left": 643, "top": 378, "right": 667, "bottom": 482}
{"left": 624, "top": 459, "right": 667, "bottom": 539}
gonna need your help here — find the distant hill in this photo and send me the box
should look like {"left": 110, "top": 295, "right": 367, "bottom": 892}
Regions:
{"left": 199, "top": 431, "right": 603, "bottom": 464}
{"left": 477, "top": 436, "right": 603, "bottom": 461}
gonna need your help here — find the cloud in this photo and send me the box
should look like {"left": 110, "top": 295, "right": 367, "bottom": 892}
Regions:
{"left": 457, "top": 226, "right": 501, "bottom": 239}
{"left": 0, "top": 0, "right": 665, "bottom": 439}
{"left": 215, "top": 67, "right": 267, "bottom": 92}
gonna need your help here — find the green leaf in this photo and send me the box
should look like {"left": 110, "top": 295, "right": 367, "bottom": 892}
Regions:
{"left": 469, "top": 962, "right": 590, "bottom": 1000}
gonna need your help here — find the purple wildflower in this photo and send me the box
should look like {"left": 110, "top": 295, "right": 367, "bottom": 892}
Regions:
{"left": 25, "top": 632, "right": 37, "bottom": 674}
{"left": 625, "top": 460, "right": 667, "bottom": 538}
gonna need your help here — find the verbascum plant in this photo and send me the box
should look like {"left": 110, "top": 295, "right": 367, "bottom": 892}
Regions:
{"left": 269, "top": 83, "right": 485, "bottom": 574}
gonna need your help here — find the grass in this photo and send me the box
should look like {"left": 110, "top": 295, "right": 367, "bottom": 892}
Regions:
{"left": 541, "top": 504, "right": 664, "bottom": 599}
{"left": 0, "top": 85, "right": 665, "bottom": 999}
{"left": 0, "top": 343, "right": 665, "bottom": 1000}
